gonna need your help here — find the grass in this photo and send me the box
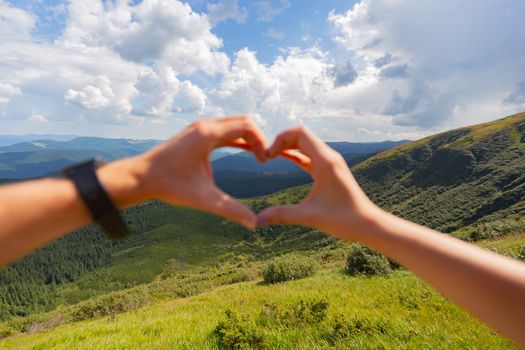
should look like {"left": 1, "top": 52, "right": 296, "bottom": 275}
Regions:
{"left": 477, "top": 232, "right": 525, "bottom": 255}
{"left": 0, "top": 270, "right": 514, "bottom": 349}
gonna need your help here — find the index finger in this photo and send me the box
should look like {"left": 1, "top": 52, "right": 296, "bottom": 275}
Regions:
{"left": 212, "top": 116, "right": 267, "bottom": 162}
{"left": 266, "top": 126, "right": 328, "bottom": 163}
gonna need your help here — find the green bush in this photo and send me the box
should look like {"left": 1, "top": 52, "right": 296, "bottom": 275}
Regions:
{"left": 330, "top": 314, "right": 388, "bottom": 341}
{"left": 346, "top": 245, "right": 392, "bottom": 276}
{"left": 214, "top": 310, "right": 265, "bottom": 349}
{"left": 0, "top": 325, "right": 14, "bottom": 339}
{"left": 262, "top": 253, "right": 317, "bottom": 284}
{"left": 71, "top": 288, "right": 149, "bottom": 321}
{"left": 257, "top": 297, "right": 329, "bottom": 327}
{"left": 518, "top": 246, "right": 525, "bottom": 261}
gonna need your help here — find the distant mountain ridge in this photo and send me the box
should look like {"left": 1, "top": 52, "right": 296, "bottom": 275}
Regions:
{"left": 0, "top": 134, "right": 77, "bottom": 147}
{"left": 212, "top": 140, "right": 407, "bottom": 173}
{"left": 0, "top": 137, "right": 407, "bottom": 190}
{"left": 0, "top": 137, "right": 162, "bottom": 154}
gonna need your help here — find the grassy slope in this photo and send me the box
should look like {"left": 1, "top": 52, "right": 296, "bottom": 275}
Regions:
{"left": 58, "top": 205, "right": 251, "bottom": 303}
{"left": 352, "top": 112, "right": 525, "bottom": 232}
{"left": 0, "top": 270, "right": 514, "bottom": 349}
{"left": 2, "top": 113, "right": 525, "bottom": 348}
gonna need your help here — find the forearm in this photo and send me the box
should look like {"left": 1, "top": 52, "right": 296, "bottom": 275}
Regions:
{"left": 354, "top": 207, "right": 525, "bottom": 346}
{"left": 0, "top": 157, "right": 148, "bottom": 267}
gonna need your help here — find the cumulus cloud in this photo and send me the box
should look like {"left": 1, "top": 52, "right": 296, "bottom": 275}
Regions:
{"left": 60, "top": 0, "right": 229, "bottom": 75}
{"left": 65, "top": 75, "right": 115, "bottom": 109}
{"left": 328, "top": 0, "right": 525, "bottom": 129}
{"left": 27, "top": 112, "right": 48, "bottom": 123}
{"left": 215, "top": 47, "right": 337, "bottom": 133}
{"left": 1, "top": 0, "right": 524, "bottom": 142}
{"left": 0, "top": 82, "right": 21, "bottom": 105}
{"left": 264, "top": 27, "right": 285, "bottom": 40}
{"left": 207, "top": 0, "right": 247, "bottom": 25}
{"left": 330, "top": 61, "right": 357, "bottom": 87}
{"left": 254, "top": 0, "right": 290, "bottom": 22}
{"left": 0, "top": 0, "right": 223, "bottom": 127}
{"left": 0, "top": 1, "right": 36, "bottom": 39}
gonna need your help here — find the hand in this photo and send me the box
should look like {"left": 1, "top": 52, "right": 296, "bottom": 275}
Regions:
{"left": 257, "top": 126, "right": 380, "bottom": 240}
{"left": 100, "top": 116, "right": 267, "bottom": 229}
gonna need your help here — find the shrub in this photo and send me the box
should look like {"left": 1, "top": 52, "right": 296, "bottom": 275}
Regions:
{"left": 330, "top": 314, "right": 388, "bottom": 341}
{"left": 214, "top": 310, "right": 265, "bottom": 349}
{"left": 345, "top": 245, "right": 392, "bottom": 276}
{"left": 257, "top": 297, "right": 329, "bottom": 327}
{"left": 71, "top": 288, "right": 149, "bottom": 321}
{"left": 518, "top": 246, "right": 525, "bottom": 261}
{"left": 262, "top": 253, "right": 317, "bottom": 284}
{"left": 0, "top": 325, "right": 14, "bottom": 339}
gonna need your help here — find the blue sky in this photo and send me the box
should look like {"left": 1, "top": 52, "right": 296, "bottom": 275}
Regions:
{"left": 0, "top": 0, "right": 524, "bottom": 141}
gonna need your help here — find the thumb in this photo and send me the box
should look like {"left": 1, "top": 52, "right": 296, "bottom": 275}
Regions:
{"left": 257, "top": 205, "right": 311, "bottom": 227}
{"left": 198, "top": 186, "right": 257, "bottom": 230}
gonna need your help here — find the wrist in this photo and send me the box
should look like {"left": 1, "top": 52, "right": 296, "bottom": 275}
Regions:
{"left": 96, "top": 155, "right": 152, "bottom": 209}
{"left": 340, "top": 200, "right": 388, "bottom": 242}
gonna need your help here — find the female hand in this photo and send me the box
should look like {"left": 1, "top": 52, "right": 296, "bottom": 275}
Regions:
{"left": 99, "top": 116, "right": 267, "bottom": 229}
{"left": 257, "top": 125, "right": 380, "bottom": 240}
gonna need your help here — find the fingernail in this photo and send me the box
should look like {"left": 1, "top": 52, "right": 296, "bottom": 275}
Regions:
{"left": 256, "top": 217, "right": 268, "bottom": 228}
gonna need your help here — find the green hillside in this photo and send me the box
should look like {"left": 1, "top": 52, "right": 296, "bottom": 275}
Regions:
{"left": 352, "top": 112, "right": 525, "bottom": 233}
{"left": 0, "top": 240, "right": 519, "bottom": 349}
{"left": 1, "top": 113, "right": 525, "bottom": 348}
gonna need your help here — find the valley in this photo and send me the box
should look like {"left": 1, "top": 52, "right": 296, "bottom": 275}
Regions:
{"left": 1, "top": 113, "right": 525, "bottom": 348}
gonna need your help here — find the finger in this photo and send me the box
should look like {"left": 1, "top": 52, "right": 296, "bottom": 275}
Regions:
{"left": 196, "top": 186, "right": 257, "bottom": 230}
{"left": 256, "top": 204, "right": 312, "bottom": 227}
{"left": 223, "top": 138, "right": 252, "bottom": 151}
{"left": 280, "top": 150, "right": 312, "bottom": 172}
{"left": 213, "top": 116, "right": 267, "bottom": 162}
{"left": 266, "top": 126, "right": 327, "bottom": 162}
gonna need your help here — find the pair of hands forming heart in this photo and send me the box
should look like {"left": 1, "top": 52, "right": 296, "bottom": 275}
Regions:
{"left": 101, "top": 116, "right": 378, "bottom": 241}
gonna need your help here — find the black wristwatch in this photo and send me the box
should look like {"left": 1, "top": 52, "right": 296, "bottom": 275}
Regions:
{"left": 63, "top": 159, "right": 132, "bottom": 240}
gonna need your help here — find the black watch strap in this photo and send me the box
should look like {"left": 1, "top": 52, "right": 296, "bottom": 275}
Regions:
{"left": 63, "top": 159, "right": 132, "bottom": 240}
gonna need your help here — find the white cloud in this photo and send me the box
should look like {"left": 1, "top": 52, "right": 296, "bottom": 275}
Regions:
{"left": 0, "top": 82, "right": 21, "bottom": 105}
{"left": 65, "top": 75, "right": 115, "bottom": 109}
{"left": 0, "top": 1, "right": 36, "bottom": 39}
{"left": 0, "top": 0, "right": 224, "bottom": 127}
{"left": 328, "top": 0, "right": 525, "bottom": 129}
{"left": 27, "top": 112, "right": 48, "bottom": 123}
{"left": 60, "top": 0, "right": 229, "bottom": 75}
{"left": 207, "top": 0, "right": 247, "bottom": 25}
{"left": 215, "top": 47, "right": 337, "bottom": 134}
{"left": 1, "top": 0, "right": 524, "bottom": 142}
{"left": 254, "top": 0, "right": 290, "bottom": 22}
{"left": 264, "top": 28, "right": 284, "bottom": 40}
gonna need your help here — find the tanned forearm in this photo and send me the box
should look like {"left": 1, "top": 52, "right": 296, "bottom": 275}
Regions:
{"left": 258, "top": 125, "right": 525, "bottom": 348}
{"left": 0, "top": 116, "right": 267, "bottom": 267}
{"left": 0, "top": 157, "right": 147, "bottom": 267}
{"left": 358, "top": 208, "right": 525, "bottom": 347}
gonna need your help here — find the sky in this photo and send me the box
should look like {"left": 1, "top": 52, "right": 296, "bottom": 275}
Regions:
{"left": 0, "top": 0, "right": 524, "bottom": 141}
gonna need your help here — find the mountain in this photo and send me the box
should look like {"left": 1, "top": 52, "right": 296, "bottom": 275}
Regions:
{"left": 0, "top": 149, "right": 140, "bottom": 179}
{"left": 212, "top": 140, "right": 407, "bottom": 173}
{"left": 0, "top": 137, "right": 164, "bottom": 179}
{"left": 0, "top": 135, "right": 77, "bottom": 147}
{"left": 214, "top": 170, "right": 311, "bottom": 198}
{"left": 0, "top": 137, "right": 162, "bottom": 154}
{"left": 351, "top": 112, "right": 525, "bottom": 233}
{"left": 327, "top": 140, "right": 409, "bottom": 154}
{"left": 1, "top": 113, "right": 524, "bottom": 339}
